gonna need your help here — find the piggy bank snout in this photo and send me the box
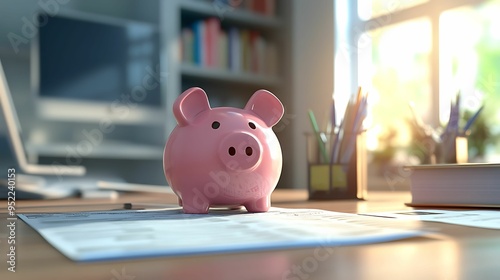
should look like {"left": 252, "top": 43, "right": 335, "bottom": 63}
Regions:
{"left": 218, "top": 132, "right": 262, "bottom": 171}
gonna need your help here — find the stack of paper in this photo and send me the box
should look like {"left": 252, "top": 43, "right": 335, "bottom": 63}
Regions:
{"left": 19, "top": 208, "right": 427, "bottom": 262}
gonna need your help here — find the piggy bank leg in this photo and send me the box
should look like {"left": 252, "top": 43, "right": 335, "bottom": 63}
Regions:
{"left": 180, "top": 193, "right": 210, "bottom": 214}
{"left": 244, "top": 196, "right": 271, "bottom": 213}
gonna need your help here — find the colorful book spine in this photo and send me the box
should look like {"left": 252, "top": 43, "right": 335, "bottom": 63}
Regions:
{"left": 181, "top": 18, "right": 277, "bottom": 75}
{"left": 229, "top": 27, "right": 241, "bottom": 72}
{"left": 205, "top": 17, "right": 220, "bottom": 68}
{"left": 214, "top": 0, "right": 276, "bottom": 16}
{"left": 192, "top": 21, "right": 204, "bottom": 66}
{"left": 181, "top": 27, "right": 193, "bottom": 64}
{"left": 240, "top": 29, "right": 250, "bottom": 72}
{"left": 219, "top": 30, "right": 228, "bottom": 69}
{"left": 246, "top": 0, "right": 276, "bottom": 16}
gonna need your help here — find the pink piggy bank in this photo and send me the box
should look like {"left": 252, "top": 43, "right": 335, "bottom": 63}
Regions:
{"left": 163, "top": 87, "right": 284, "bottom": 214}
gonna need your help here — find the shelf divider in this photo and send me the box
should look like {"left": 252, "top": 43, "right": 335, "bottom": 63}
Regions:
{"left": 180, "top": 63, "right": 281, "bottom": 87}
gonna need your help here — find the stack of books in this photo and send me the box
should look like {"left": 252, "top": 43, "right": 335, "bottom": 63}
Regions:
{"left": 180, "top": 17, "right": 278, "bottom": 75}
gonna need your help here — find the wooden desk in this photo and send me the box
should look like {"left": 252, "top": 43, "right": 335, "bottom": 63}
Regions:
{"left": 1, "top": 190, "right": 499, "bottom": 280}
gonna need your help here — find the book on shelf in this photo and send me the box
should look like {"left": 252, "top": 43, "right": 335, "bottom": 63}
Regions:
{"left": 191, "top": 20, "right": 204, "bottom": 66}
{"left": 181, "top": 28, "right": 194, "bottom": 64}
{"left": 219, "top": 30, "right": 228, "bottom": 70}
{"left": 222, "top": 0, "right": 277, "bottom": 17}
{"left": 205, "top": 17, "right": 220, "bottom": 67}
{"left": 228, "top": 27, "right": 240, "bottom": 71}
{"left": 205, "top": 0, "right": 276, "bottom": 17}
{"left": 240, "top": 29, "right": 250, "bottom": 71}
{"left": 405, "top": 163, "right": 500, "bottom": 207}
{"left": 180, "top": 17, "right": 278, "bottom": 76}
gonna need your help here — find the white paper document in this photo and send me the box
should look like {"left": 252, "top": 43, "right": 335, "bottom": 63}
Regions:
{"left": 18, "top": 207, "right": 427, "bottom": 262}
{"left": 364, "top": 210, "right": 500, "bottom": 230}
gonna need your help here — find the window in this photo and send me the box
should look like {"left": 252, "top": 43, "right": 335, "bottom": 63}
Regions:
{"left": 440, "top": 3, "right": 500, "bottom": 160}
{"left": 335, "top": 0, "right": 500, "bottom": 178}
{"left": 359, "top": 18, "right": 432, "bottom": 150}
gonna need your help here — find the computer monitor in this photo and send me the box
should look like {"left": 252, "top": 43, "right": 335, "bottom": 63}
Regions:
{"left": 31, "top": 10, "right": 163, "bottom": 125}
{"left": 0, "top": 58, "right": 85, "bottom": 177}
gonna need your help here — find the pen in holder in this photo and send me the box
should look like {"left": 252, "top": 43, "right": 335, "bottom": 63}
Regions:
{"left": 305, "top": 131, "right": 367, "bottom": 200}
{"left": 409, "top": 94, "right": 481, "bottom": 165}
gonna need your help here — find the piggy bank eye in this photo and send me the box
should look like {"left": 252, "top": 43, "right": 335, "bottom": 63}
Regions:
{"left": 248, "top": 122, "right": 256, "bottom": 129}
{"left": 212, "top": 121, "right": 220, "bottom": 129}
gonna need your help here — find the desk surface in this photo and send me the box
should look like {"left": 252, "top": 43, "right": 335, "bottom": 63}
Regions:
{"left": 1, "top": 190, "right": 499, "bottom": 280}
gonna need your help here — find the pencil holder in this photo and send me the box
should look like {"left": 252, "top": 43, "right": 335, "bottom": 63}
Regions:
{"left": 305, "top": 132, "right": 367, "bottom": 200}
{"left": 434, "top": 135, "right": 468, "bottom": 164}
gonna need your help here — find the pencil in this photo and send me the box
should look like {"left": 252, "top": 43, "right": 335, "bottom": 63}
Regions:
{"left": 308, "top": 109, "right": 329, "bottom": 163}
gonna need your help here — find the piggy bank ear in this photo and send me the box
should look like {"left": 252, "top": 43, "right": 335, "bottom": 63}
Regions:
{"left": 244, "top": 89, "right": 284, "bottom": 127}
{"left": 173, "top": 87, "right": 211, "bottom": 126}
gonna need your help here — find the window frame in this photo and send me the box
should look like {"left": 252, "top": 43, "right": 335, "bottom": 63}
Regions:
{"left": 338, "top": 0, "right": 491, "bottom": 128}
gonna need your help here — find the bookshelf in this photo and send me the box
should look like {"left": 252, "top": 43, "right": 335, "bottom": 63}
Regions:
{"left": 160, "top": 0, "right": 290, "bottom": 132}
